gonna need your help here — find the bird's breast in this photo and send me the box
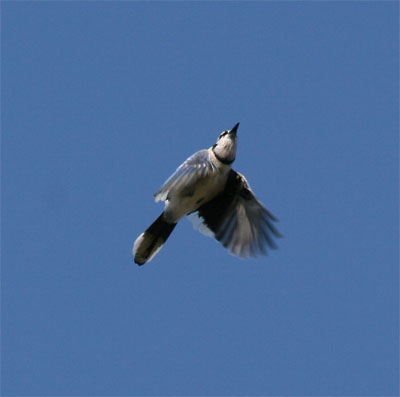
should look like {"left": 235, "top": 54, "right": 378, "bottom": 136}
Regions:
{"left": 164, "top": 168, "right": 230, "bottom": 223}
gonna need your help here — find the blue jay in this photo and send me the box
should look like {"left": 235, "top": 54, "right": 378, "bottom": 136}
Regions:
{"left": 133, "top": 123, "right": 281, "bottom": 265}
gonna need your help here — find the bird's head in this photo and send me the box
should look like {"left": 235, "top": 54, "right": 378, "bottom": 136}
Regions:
{"left": 212, "top": 122, "right": 239, "bottom": 164}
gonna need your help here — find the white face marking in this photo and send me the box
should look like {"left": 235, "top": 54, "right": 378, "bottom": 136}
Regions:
{"left": 213, "top": 129, "right": 237, "bottom": 164}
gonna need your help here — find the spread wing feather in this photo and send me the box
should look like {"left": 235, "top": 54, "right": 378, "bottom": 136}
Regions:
{"left": 191, "top": 170, "right": 282, "bottom": 258}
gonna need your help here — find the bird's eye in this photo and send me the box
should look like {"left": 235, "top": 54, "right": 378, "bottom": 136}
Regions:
{"left": 219, "top": 131, "right": 228, "bottom": 139}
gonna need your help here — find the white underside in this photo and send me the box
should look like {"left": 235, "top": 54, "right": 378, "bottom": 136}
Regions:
{"left": 163, "top": 168, "right": 229, "bottom": 223}
{"left": 187, "top": 212, "right": 214, "bottom": 238}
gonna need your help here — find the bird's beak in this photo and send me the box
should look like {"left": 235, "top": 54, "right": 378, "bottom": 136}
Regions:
{"left": 230, "top": 122, "right": 240, "bottom": 135}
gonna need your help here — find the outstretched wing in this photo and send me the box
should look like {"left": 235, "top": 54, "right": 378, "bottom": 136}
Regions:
{"left": 190, "top": 169, "right": 282, "bottom": 258}
{"left": 154, "top": 149, "right": 218, "bottom": 202}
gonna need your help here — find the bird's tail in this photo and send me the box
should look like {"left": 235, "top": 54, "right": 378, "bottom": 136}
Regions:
{"left": 133, "top": 212, "right": 177, "bottom": 265}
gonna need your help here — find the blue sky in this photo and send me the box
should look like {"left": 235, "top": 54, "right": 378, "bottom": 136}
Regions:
{"left": 2, "top": 2, "right": 398, "bottom": 396}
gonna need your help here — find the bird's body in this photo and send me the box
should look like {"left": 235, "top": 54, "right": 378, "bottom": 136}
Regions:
{"left": 133, "top": 123, "right": 281, "bottom": 265}
{"left": 160, "top": 149, "right": 231, "bottom": 223}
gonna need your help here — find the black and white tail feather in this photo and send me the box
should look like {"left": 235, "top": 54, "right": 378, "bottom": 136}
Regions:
{"left": 133, "top": 213, "right": 177, "bottom": 266}
{"left": 133, "top": 123, "right": 281, "bottom": 265}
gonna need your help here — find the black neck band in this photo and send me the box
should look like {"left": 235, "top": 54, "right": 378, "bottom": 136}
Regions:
{"left": 212, "top": 147, "right": 234, "bottom": 165}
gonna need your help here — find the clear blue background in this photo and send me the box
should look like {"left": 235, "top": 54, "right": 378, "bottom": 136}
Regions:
{"left": 2, "top": 2, "right": 398, "bottom": 396}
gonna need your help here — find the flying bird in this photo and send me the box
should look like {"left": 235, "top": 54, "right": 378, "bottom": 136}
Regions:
{"left": 133, "top": 123, "right": 281, "bottom": 265}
